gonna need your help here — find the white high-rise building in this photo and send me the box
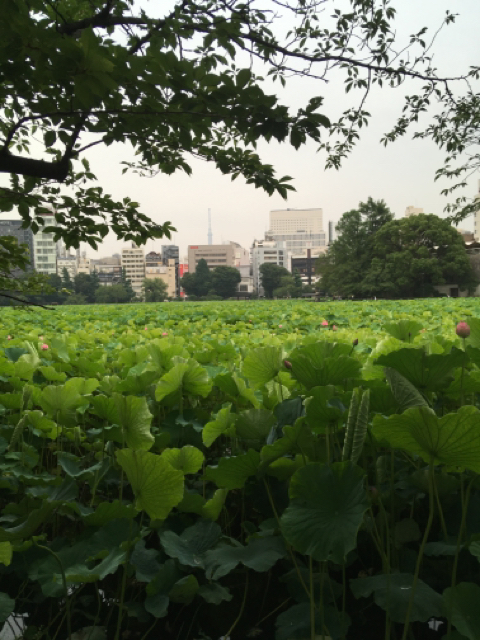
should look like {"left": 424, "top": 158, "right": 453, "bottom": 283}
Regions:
{"left": 121, "top": 243, "right": 145, "bottom": 299}
{"left": 251, "top": 239, "right": 292, "bottom": 296}
{"left": 33, "top": 215, "right": 57, "bottom": 275}
{"left": 267, "top": 208, "right": 326, "bottom": 255}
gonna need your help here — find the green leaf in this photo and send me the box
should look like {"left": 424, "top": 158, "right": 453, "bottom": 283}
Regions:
{"left": 281, "top": 462, "right": 368, "bottom": 564}
{"left": 83, "top": 500, "right": 135, "bottom": 527}
{"left": 243, "top": 346, "right": 283, "bottom": 386}
{"left": 0, "top": 542, "right": 12, "bottom": 566}
{"left": 305, "top": 385, "right": 345, "bottom": 432}
{"left": 202, "top": 405, "right": 236, "bottom": 447}
{"left": 275, "top": 602, "right": 349, "bottom": 640}
{"left": 198, "top": 582, "right": 232, "bottom": 604}
{"left": 116, "top": 450, "right": 184, "bottom": 520}
{"left": 375, "top": 347, "right": 465, "bottom": 392}
{"left": 169, "top": 574, "right": 199, "bottom": 604}
{"left": 155, "top": 359, "right": 212, "bottom": 401}
{"left": 144, "top": 593, "right": 169, "bottom": 618}
{"left": 39, "top": 383, "right": 86, "bottom": 426}
{"left": 385, "top": 367, "right": 429, "bottom": 412}
{"left": 160, "top": 445, "right": 204, "bottom": 474}
{"left": 290, "top": 354, "right": 361, "bottom": 389}
{"left": 91, "top": 394, "right": 154, "bottom": 450}
{"left": 66, "top": 547, "right": 127, "bottom": 583}
{"left": 383, "top": 319, "right": 424, "bottom": 341}
{"left": 160, "top": 520, "right": 221, "bottom": 568}
{"left": 205, "top": 536, "right": 285, "bottom": 579}
{"left": 206, "top": 449, "right": 260, "bottom": 489}
{"left": 443, "top": 582, "right": 480, "bottom": 640}
{"left": 131, "top": 540, "right": 162, "bottom": 583}
{"left": 202, "top": 488, "right": 228, "bottom": 521}
{"left": 0, "top": 592, "right": 15, "bottom": 625}
{"left": 235, "top": 408, "right": 275, "bottom": 444}
{"left": 350, "top": 573, "right": 443, "bottom": 623}
{"left": 372, "top": 406, "right": 480, "bottom": 472}
{"left": 70, "top": 627, "right": 106, "bottom": 640}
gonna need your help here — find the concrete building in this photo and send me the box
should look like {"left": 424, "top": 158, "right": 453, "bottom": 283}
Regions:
{"left": 267, "top": 208, "right": 326, "bottom": 255}
{"left": 121, "top": 243, "right": 145, "bottom": 299}
{"left": 77, "top": 257, "right": 91, "bottom": 275}
{"left": 32, "top": 216, "right": 57, "bottom": 275}
{"left": 91, "top": 256, "right": 122, "bottom": 286}
{"left": 188, "top": 243, "right": 237, "bottom": 272}
{"left": 145, "top": 258, "right": 176, "bottom": 298}
{"left": 251, "top": 239, "right": 292, "bottom": 296}
{"left": 57, "top": 257, "right": 77, "bottom": 281}
{"left": 473, "top": 181, "right": 480, "bottom": 241}
{"left": 291, "top": 253, "right": 320, "bottom": 286}
{"left": 405, "top": 206, "right": 424, "bottom": 217}
{"left": 0, "top": 220, "right": 34, "bottom": 271}
{"left": 145, "top": 251, "right": 163, "bottom": 267}
{"left": 162, "top": 245, "right": 179, "bottom": 265}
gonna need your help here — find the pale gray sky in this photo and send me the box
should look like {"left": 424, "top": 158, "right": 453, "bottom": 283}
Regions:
{"left": 8, "top": 1, "right": 480, "bottom": 260}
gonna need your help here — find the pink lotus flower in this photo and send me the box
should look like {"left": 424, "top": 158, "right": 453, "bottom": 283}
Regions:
{"left": 162, "top": 332, "right": 168, "bottom": 336}
{"left": 321, "top": 320, "right": 328, "bottom": 326}
{"left": 283, "top": 360, "right": 292, "bottom": 370}
{"left": 332, "top": 325, "right": 337, "bottom": 331}
{"left": 7, "top": 336, "right": 11, "bottom": 340}
{"left": 144, "top": 326, "right": 148, "bottom": 330}
{"left": 456, "top": 322, "right": 470, "bottom": 339}
{"left": 279, "top": 324, "right": 283, "bottom": 328}
{"left": 41, "top": 343, "right": 49, "bottom": 350}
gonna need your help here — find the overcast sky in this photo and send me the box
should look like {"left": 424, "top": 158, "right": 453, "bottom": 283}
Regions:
{"left": 9, "top": 1, "right": 480, "bottom": 260}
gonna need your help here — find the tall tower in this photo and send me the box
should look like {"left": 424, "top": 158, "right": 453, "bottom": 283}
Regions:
{"left": 207, "top": 209, "right": 213, "bottom": 245}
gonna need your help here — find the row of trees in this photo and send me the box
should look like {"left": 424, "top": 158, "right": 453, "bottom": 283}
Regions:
{"left": 180, "top": 261, "right": 242, "bottom": 299}
{"left": 317, "top": 199, "right": 477, "bottom": 298}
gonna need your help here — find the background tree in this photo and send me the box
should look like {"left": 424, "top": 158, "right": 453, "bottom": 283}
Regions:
{"left": 144, "top": 278, "right": 169, "bottom": 303}
{"left": 273, "top": 275, "right": 298, "bottom": 299}
{"left": 180, "top": 260, "right": 212, "bottom": 298}
{"left": 95, "top": 284, "right": 133, "bottom": 304}
{"left": 74, "top": 273, "right": 99, "bottom": 303}
{"left": 317, "top": 198, "right": 394, "bottom": 297}
{"left": 120, "top": 268, "right": 136, "bottom": 301}
{"left": 66, "top": 293, "right": 87, "bottom": 305}
{"left": 0, "top": 0, "right": 478, "bottom": 297}
{"left": 62, "top": 267, "right": 73, "bottom": 291}
{"left": 363, "top": 214, "right": 478, "bottom": 298}
{"left": 211, "top": 266, "right": 241, "bottom": 299}
{"left": 179, "top": 272, "right": 198, "bottom": 298}
{"left": 259, "top": 263, "right": 291, "bottom": 299}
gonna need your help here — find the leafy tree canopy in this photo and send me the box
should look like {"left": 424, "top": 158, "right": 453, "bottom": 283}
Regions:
{"left": 211, "top": 266, "right": 241, "bottom": 299}
{"left": 0, "top": 0, "right": 478, "bottom": 296}
{"left": 144, "top": 278, "right": 169, "bottom": 303}
{"left": 259, "top": 263, "right": 290, "bottom": 298}
{"left": 181, "top": 259, "right": 212, "bottom": 298}
{"left": 95, "top": 283, "right": 134, "bottom": 304}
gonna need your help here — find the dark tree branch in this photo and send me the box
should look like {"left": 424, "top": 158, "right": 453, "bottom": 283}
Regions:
{"left": 0, "top": 291, "right": 54, "bottom": 310}
{"left": 0, "top": 152, "right": 70, "bottom": 181}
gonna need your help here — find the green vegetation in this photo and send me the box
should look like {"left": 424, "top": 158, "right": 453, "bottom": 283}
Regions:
{"left": 181, "top": 260, "right": 242, "bottom": 299}
{"left": 318, "top": 203, "right": 477, "bottom": 298}
{"left": 144, "top": 278, "right": 169, "bottom": 303}
{"left": 1, "top": 298, "right": 480, "bottom": 638}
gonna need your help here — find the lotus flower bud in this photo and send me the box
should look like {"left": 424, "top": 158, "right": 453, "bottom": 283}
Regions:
{"left": 456, "top": 322, "right": 470, "bottom": 339}
{"left": 332, "top": 325, "right": 337, "bottom": 331}
{"left": 41, "top": 343, "right": 49, "bottom": 350}
{"left": 321, "top": 320, "right": 328, "bottom": 326}
{"left": 7, "top": 336, "right": 11, "bottom": 340}
{"left": 352, "top": 338, "right": 358, "bottom": 346}
{"left": 283, "top": 360, "right": 292, "bottom": 370}
{"left": 279, "top": 324, "right": 283, "bottom": 328}
{"left": 144, "top": 326, "right": 148, "bottom": 330}
{"left": 162, "top": 332, "right": 168, "bottom": 336}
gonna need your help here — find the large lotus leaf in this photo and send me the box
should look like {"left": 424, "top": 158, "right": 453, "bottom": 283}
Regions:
{"left": 144, "top": 593, "right": 169, "bottom": 619}
{"left": 275, "top": 602, "right": 349, "bottom": 640}
{"left": 289, "top": 341, "right": 353, "bottom": 367}
{"left": 169, "top": 574, "right": 199, "bottom": 604}
{"left": 155, "top": 362, "right": 190, "bottom": 401}
{"left": 155, "top": 359, "right": 211, "bottom": 401}
{"left": 350, "top": 573, "right": 443, "bottom": 623}
{"left": 289, "top": 355, "right": 361, "bottom": 389}
{"left": 65, "top": 377, "right": 99, "bottom": 396}
{"left": 147, "top": 341, "right": 187, "bottom": 373}
{"left": 66, "top": 547, "right": 127, "bottom": 583}
{"left": 206, "top": 449, "right": 260, "bottom": 489}
{"left": 242, "top": 346, "right": 283, "bottom": 386}
{"left": 116, "top": 450, "right": 184, "bottom": 520}
{"left": 375, "top": 347, "right": 465, "bottom": 391}
{"left": 0, "top": 393, "right": 22, "bottom": 410}
{"left": 23, "top": 410, "right": 59, "bottom": 439}
{"left": 214, "top": 372, "right": 259, "bottom": 408}
{"left": 235, "top": 408, "right": 276, "bottom": 444}
{"left": 38, "top": 383, "right": 87, "bottom": 426}
{"left": 14, "top": 342, "right": 40, "bottom": 380}
{"left": 198, "top": 583, "right": 232, "bottom": 604}
{"left": 202, "top": 405, "right": 237, "bottom": 447}
{"left": 39, "top": 366, "right": 67, "bottom": 382}
{"left": 443, "top": 583, "right": 480, "bottom": 640}
{"left": 0, "top": 542, "right": 12, "bottom": 566}
{"left": 384, "top": 367, "right": 429, "bottom": 413}
{"left": 305, "top": 386, "right": 345, "bottom": 432}
{"left": 83, "top": 500, "right": 135, "bottom": 527}
{"left": 259, "top": 420, "right": 318, "bottom": 471}
{"left": 383, "top": 319, "right": 424, "bottom": 342}
{"left": 281, "top": 462, "right": 368, "bottom": 564}
{"left": 202, "top": 488, "right": 228, "bottom": 521}
{"left": 205, "top": 536, "right": 286, "bottom": 579}
{"left": 160, "top": 520, "right": 221, "bottom": 568}
{"left": 91, "top": 394, "right": 154, "bottom": 450}
{"left": 0, "top": 593, "right": 15, "bottom": 625}
{"left": 117, "top": 369, "right": 159, "bottom": 395}
{"left": 130, "top": 540, "right": 162, "bottom": 583}
{"left": 372, "top": 406, "right": 480, "bottom": 472}
{"left": 160, "top": 445, "right": 204, "bottom": 474}
{"left": 466, "top": 318, "right": 480, "bottom": 349}
{"left": 0, "top": 503, "right": 54, "bottom": 542}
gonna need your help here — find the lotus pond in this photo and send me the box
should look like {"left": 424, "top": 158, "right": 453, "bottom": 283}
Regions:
{"left": 1, "top": 298, "right": 480, "bottom": 640}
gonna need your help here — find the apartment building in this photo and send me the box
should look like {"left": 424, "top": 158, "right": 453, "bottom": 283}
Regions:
{"left": 188, "top": 243, "right": 236, "bottom": 272}
{"left": 145, "top": 258, "right": 176, "bottom": 298}
{"left": 0, "top": 220, "right": 34, "bottom": 272}
{"left": 267, "top": 208, "right": 326, "bottom": 255}
{"left": 251, "top": 239, "right": 292, "bottom": 295}
{"left": 57, "top": 257, "right": 77, "bottom": 281}
{"left": 33, "top": 217, "right": 57, "bottom": 275}
{"left": 121, "top": 243, "right": 145, "bottom": 298}
{"left": 77, "top": 257, "right": 91, "bottom": 275}
{"left": 91, "top": 256, "right": 122, "bottom": 286}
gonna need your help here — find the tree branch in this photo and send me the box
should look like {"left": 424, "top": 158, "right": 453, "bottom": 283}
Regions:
{"left": 0, "top": 152, "right": 70, "bottom": 181}
{"left": 0, "top": 291, "right": 54, "bottom": 310}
